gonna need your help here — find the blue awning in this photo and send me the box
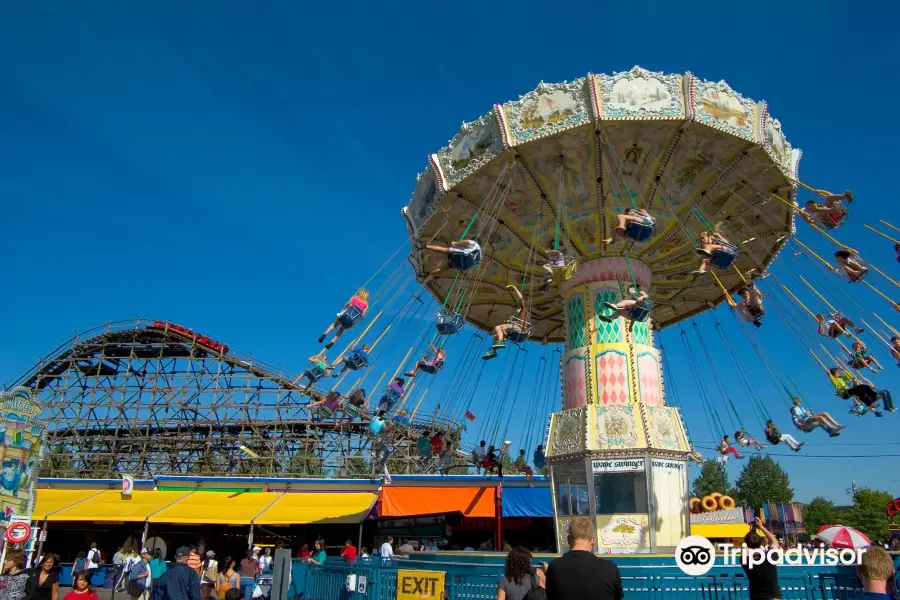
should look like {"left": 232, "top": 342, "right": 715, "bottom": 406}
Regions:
{"left": 502, "top": 487, "right": 553, "bottom": 518}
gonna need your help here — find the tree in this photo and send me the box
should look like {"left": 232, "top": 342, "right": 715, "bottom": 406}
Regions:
{"left": 804, "top": 497, "right": 837, "bottom": 534}
{"left": 691, "top": 460, "right": 734, "bottom": 498}
{"left": 845, "top": 487, "right": 893, "bottom": 541}
{"left": 734, "top": 456, "right": 793, "bottom": 509}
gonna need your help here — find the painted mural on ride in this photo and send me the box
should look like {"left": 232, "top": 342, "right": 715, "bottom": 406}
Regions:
{"left": 0, "top": 387, "right": 46, "bottom": 522}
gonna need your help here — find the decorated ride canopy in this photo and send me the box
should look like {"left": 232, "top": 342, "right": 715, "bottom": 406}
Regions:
{"left": 403, "top": 66, "right": 801, "bottom": 341}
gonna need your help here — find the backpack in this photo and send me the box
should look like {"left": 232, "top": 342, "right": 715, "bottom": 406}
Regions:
{"left": 125, "top": 578, "right": 144, "bottom": 598}
{"left": 524, "top": 573, "right": 547, "bottom": 600}
{"left": 203, "top": 562, "right": 218, "bottom": 584}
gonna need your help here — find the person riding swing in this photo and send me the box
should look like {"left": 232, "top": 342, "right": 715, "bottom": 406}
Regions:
{"left": 833, "top": 249, "right": 869, "bottom": 283}
{"left": 404, "top": 341, "right": 447, "bottom": 378}
{"left": 332, "top": 344, "right": 371, "bottom": 378}
{"left": 764, "top": 420, "right": 804, "bottom": 452}
{"left": 483, "top": 285, "right": 530, "bottom": 360}
{"left": 318, "top": 289, "right": 370, "bottom": 349}
{"left": 425, "top": 240, "right": 483, "bottom": 276}
{"left": 602, "top": 207, "right": 656, "bottom": 246}
{"left": 597, "top": 285, "right": 652, "bottom": 323}
{"left": 803, "top": 189, "right": 852, "bottom": 229}
{"left": 693, "top": 223, "right": 737, "bottom": 274}
{"left": 790, "top": 397, "right": 844, "bottom": 437}
{"left": 294, "top": 352, "right": 332, "bottom": 390}
{"left": 815, "top": 313, "right": 863, "bottom": 339}
{"left": 735, "top": 282, "right": 764, "bottom": 328}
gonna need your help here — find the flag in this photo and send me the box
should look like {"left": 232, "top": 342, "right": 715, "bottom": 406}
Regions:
{"left": 465, "top": 410, "right": 476, "bottom": 421}
{"left": 122, "top": 474, "right": 134, "bottom": 497}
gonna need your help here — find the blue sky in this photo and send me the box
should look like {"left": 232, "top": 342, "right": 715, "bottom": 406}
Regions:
{"left": 2, "top": 0, "right": 899, "bottom": 503}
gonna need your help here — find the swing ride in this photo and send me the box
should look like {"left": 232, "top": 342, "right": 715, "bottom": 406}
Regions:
{"left": 8, "top": 63, "right": 900, "bottom": 555}
{"left": 399, "top": 65, "right": 899, "bottom": 553}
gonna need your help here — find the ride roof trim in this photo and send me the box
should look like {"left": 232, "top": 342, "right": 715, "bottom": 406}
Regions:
{"left": 402, "top": 66, "right": 802, "bottom": 339}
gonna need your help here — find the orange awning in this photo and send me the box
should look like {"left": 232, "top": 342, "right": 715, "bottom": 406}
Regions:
{"left": 381, "top": 487, "right": 496, "bottom": 518}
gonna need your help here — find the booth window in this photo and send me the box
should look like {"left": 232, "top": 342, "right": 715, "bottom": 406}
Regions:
{"left": 594, "top": 472, "right": 648, "bottom": 515}
{"left": 554, "top": 465, "right": 589, "bottom": 517}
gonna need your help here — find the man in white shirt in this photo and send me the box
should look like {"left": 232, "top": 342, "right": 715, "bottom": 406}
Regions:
{"left": 86, "top": 543, "right": 101, "bottom": 581}
{"left": 379, "top": 537, "right": 394, "bottom": 562}
{"left": 471, "top": 441, "right": 487, "bottom": 474}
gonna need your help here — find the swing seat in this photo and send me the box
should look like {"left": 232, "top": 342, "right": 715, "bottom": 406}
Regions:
{"left": 339, "top": 305, "right": 364, "bottom": 328}
{"left": 795, "top": 418, "right": 819, "bottom": 433}
{"left": 506, "top": 317, "right": 533, "bottom": 344}
{"left": 345, "top": 404, "right": 363, "bottom": 418}
{"left": 383, "top": 387, "right": 403, "bottom": 403}
{"left": 305, "top": 363, "right": 328, "bottom": 382}
{"left": 344, "top": 350, "right": 369, "bottom": 371}
{"left": 846, "top": 269, "right": 869, "bottom": 284}
{"left": 823, "top": 209, "right": 849, "bottom": 229}
{"left": 625, "top": 217, "right": 657, "bottom": 243}
{"left": 436, "top": 311, "right": 465, "bottom": 335}
{"left": 419, "top": 359, "right": 445, "bottom": 375}
{"left": 711, "top": 243, "right": 738, "bottom": 269}
{"left": 550, "top": 257, "right": 578, "bottom": 281}
{"left": 448, "top": 244, "right": 483, "bottom": 271}
{"left": 627, "top": 299, "right": 653, "bottom": 322}
{"left": 316, "top": 406, "right": 334, "bottom": 419}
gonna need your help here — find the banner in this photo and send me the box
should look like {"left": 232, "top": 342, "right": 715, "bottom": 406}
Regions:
{"left": 122, "top": 475, "right": 134, "bottom": 497}
{"left": 0, "top": 388, "right": 46, "bottom": 522}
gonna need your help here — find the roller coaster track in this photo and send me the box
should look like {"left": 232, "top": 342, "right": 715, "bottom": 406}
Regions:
{"left": 8, "top": 319, "right": 462, "bottom": 479}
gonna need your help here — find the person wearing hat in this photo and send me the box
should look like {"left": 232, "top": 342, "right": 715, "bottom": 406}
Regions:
{"left": 152, "top": 547, "right": 200, "bottom": 600}
{"left": 200, "top": 551, "right": 218, "bottom": 600}
{"left": 128, "top": 550, "right": 152, "bottom": 600}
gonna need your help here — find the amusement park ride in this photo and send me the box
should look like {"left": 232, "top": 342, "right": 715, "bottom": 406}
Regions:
{"left": 7, "top": 66, "right": 900, "bottom": 554}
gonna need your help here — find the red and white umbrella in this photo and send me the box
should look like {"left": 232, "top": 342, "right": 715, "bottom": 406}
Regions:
{"left": 816, "top": 525, "right": 871, "bottom": 549}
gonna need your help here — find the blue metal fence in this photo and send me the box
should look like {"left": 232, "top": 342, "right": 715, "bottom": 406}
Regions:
{"left": 290, "top": 559, "right": 863, "bottom": 600}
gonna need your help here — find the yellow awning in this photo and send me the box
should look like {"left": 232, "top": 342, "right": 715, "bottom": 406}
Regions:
{"left": 34, "top": 489, "right": 105, "bottom": 520}
{"left": 692, "top": 523, "right": 751, "bottom": 539}
{"left": 149, "top": 491, "right": 279, "bottom": 525}
{"left": 254, "top": 492, "right": 377, "bottom": 525}
{"left": 49, "top": 490, "right": 190, "bottom": 522}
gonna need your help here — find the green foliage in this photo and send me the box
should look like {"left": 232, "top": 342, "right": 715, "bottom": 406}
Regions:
{"left": 691, "top": 460, "right": 734, "bottom": 498}
{"left": 803, "top": 496, "right": 838, "bottom": 535}
{"left": 343, "top": 454, "right": 370, "bottom": 476}
{"left": 844, "top": 488, "right": 894, "bottom": 541}
{"left": 734, "top": 456, "right": 793, "bottom": 509}
{"left": 804, "top": 497, "right": 837, "bottom": 534}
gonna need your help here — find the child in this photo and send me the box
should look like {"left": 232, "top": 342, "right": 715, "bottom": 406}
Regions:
{"left": 803, "top": 190, "right": 852, "bottom": 228}
{"left": 426, "top": 240, "right": 483, "bottom": 276}
{"left": 307, "top": 390, "right": 343, "bottom": 418}
{"left": 483, "top": 286, "right": 529, "bottom": 360}
{"left": 687, "top": 445, "right": 704, "bottom": 465}
{"left": 735, "top": 283, "right": 764, "bottom": 328}
{"left": 693, "top": 225, "right": 734, "bottom": 274}
{"left": 332, "top": 344, "right": 371, "bottom": 378}
{"left": 294, "top": 352, "right": 331, "bottom": 389}
{"left": 404, "top": 341, "right": 447, "bottom": 377}
{"left": 735, "top": 429, "right": 766, "bottom": 450}
{"left": 514, "top": 449, "right": 534, "bottom": 485}
{"left": 834, "top": 250, "right": 868, "bottom": 283}
{"left": 376, "top": 378, "right": 405, "bottom": 414}
{"left": 597, "top": 285, "right": 651, "bottom": 323}
{"left": 815, "top": 313, "right": 863, "bottom": 339}
{"left": 764, "top": 420, "right": 804, "bottom": 452}
{"left": 602, "top": 208, "right": 655, "bottom": 246}
{"left": 318, "top": 289, "right": 370, "bottom": 349}
{"left": 848, "top": 341, "right": 882, "bottom": 373}
{"left": 717, "top": 435, "right": 743, "bottom": 462}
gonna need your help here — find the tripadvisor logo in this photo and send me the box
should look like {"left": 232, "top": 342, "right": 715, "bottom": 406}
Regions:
{"left": 675, "top": 536, "right": 866, "bottom": 576}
